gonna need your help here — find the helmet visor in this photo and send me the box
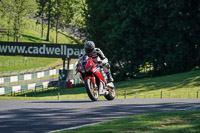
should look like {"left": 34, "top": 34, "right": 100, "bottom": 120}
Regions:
{"left": 85, "top": 48, "right": 94, "bottom": 54}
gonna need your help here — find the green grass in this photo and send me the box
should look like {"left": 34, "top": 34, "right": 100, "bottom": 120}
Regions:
{"left": 0, "top": 18, "right": 79, "bottom": 72}
{"left": 115, "top": 69, "right": 200, "bottom": 99}
{"left": 57, "top": 109, "right": 200, "bottom": 133}
{"left": 1, "top": 69, "right": 200, "bottom": 100}
{"left": 0, "top": 56, "right": 62, "bottom": 72}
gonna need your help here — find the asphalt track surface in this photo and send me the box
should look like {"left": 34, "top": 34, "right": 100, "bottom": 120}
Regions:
{"left": 0, "top": 99, "right": 200, "bottom": 133}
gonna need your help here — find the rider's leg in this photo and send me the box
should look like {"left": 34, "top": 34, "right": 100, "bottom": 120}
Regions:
{"left": 102, "top": 63, "right": 114, "bottom": 83}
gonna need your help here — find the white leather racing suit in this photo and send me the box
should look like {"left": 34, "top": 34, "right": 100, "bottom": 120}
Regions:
{"left": 80, "top": 48, "right": 111, "bottom": 74}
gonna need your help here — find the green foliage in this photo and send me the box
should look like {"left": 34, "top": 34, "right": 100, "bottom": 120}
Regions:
{"left": 71, "top": 0, "right": 86, "bottom": 28}
{"left": 36, "top": 0, "right": 78, "bottom": 42}
{"left": 0, "top": 0, "right": 37, "bottom": 42}
{"left": 84, "top": 0, "right": 200, "bottom": 80}
{"left": 53, "top": 0, "right": 74, "bottom": 43}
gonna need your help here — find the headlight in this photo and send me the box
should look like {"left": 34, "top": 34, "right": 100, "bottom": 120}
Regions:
{"left": 86, "top": 65, "right": 93, "bottom": 72}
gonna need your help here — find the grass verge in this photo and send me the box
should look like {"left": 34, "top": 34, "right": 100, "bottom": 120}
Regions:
{"left": 115, "top": 69, "right": 200, "bottom": 99}
{"left": 57, "top": 109, "right": 200, "bottom": 133}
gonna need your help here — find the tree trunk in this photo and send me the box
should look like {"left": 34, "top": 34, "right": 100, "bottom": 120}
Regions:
{"left": 14, "top": 30, "right": 16, "bottom": 42}
{"left": 13, "top": 21, "right": 16, "bottom": 42}
{"left": 7, "top": 12, "right": 11, "bottom": 42}
{"left": 46, "top": 16, "right": 50, "bottom": 41}
{"left": 56, "top": 19, "right": 59, "bottom": 44}
{"left": 7, "top": 29, "right": 10, "bottom": 42}
{"left": 46, "top": 1, "right": 51, "bottom": 41}
{"left": 41, "top": 16, "right": 44, "bottom": 38}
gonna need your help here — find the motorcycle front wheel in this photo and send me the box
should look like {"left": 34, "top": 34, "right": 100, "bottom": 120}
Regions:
{"left": 85, "top": 78, "right": 98, "bottom": 101}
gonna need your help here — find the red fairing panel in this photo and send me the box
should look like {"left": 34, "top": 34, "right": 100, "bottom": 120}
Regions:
{"left": 86, "top": 57, "right": 105, "bottom": 83}
{"left": 93, "top": 68, "right": 105, "bottom": 82}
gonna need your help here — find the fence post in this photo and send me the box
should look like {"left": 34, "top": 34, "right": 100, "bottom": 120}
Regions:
{"left": 57, "top": 92, "right": 60, "bottom": 100}
{"left": 124, "top": 90, "right": 127, "bottom": 99}
{"left": 197, "top": 91, "right": 199, "bottom": 99}
{"left": 160, "top": 89, "right": 162, "bottom": 99}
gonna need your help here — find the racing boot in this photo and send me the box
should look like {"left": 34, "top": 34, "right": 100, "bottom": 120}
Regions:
{"left": 106, "top": 72, "right": 114, "bottom": 83}
{"left": 106, "top": 72, "right": 114, "bottom": 89}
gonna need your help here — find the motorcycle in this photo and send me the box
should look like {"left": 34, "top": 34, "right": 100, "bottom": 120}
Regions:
{"left": 76, "top": 55, "right": 115, "bottom": 101}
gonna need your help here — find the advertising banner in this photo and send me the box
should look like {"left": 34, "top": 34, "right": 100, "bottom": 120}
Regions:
{"left": 0, "top": 41, "right": 84, "bottom": 59}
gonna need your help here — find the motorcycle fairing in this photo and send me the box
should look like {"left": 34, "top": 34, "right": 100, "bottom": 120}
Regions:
{"left": 78, "top": 55, "right": 108, "bottom": 92}
{"left": 93, "top": 67, "right": 105, "bottom": 83}
{"left": 85, "top": 57, "right": 106, "bottom": 83}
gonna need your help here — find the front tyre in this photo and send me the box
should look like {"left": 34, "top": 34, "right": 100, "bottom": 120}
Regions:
{"left": 104, "top": 87, "right": 115, "bottom": 101}
{"left": 85, "top": 78, "right": 98, "bottom": 101}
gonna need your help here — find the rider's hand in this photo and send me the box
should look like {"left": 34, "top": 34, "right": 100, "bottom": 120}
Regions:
{"left": 97, "top": 61, "right": 102, "bottom": 67}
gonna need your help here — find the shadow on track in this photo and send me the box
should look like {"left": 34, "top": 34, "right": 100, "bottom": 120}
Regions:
{"left": 0, "top": 99, "right": 200, "bottom": 133}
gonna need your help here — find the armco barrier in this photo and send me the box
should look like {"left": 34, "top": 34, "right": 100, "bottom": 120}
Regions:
{"left": 0, "top": 63, "right": 77, "bottom": 84}
{"left": 0, "top": 62, "right": 81, "bottom": 95}
{"left": 0, "top": 78, "right": 81, "bottom": 95}
{"left": 0, "top": 69, "right": 58, "bottom": 84}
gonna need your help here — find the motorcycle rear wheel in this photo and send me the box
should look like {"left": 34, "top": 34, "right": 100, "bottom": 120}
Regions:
{"left": 104, "top": 87, "right": 115, "bottom": 101}
{"left": 85, "top": 79, "right": 98, "bottom": 101}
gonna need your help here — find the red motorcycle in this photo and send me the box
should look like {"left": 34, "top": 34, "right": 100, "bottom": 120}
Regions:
{"left": 76, "top": 55, "right": 115, "bottom": 101}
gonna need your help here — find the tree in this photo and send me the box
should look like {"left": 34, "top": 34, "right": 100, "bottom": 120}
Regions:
{"left": 36, "top": 0, "right": 76, "bottom": 42}
{"left": 0, "top": 0, "right": 36, "bottom": 42}
{"left": 53, "top": 0, "right": 74, "bottom": 43}
{"left": 36, "top": 0, "right": 47, "bottom": 38}
{"left": 44, "top": 0, "right": 54, "bottom": 41}
{"left": 0, "top": 0, "right": 15, "bottom": 41}
{"left": 13, "top": 0, "right": 37, "bottom": 42}
{"left": 84, "top": 0, "right": 200, "bottom": 80}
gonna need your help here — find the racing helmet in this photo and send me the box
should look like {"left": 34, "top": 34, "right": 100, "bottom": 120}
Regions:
{"left": 84, "top": 41, "right": 95, "bottom": 54}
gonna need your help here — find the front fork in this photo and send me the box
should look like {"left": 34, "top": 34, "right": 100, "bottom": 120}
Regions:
{"left": 84, "top": 74, "right": 98, "bottom": 90}
{"left": 84, "top": 75, "right": 109, "bottom": 95}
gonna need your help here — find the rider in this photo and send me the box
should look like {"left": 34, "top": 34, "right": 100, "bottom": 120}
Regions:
{"left": 80, "top": 41, "right": 114, "bottom": 83}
